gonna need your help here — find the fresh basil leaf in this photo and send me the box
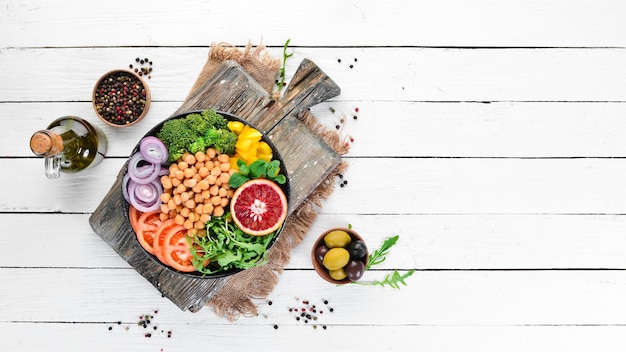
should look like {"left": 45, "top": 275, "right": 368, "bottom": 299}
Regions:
{"left": 228, "top": 172, "right": 249, "bottom": 188}
{"left": 249, "top": 159, "right": 267, "bottom": 178}
{"left": 273, "top": 174, "right": 286, "bottom": 184}
{"left": 266, "top": 160, "right": 280, "bottom": 177}
{"left": 237, "top": 159, "right": 250, "bottom": 176}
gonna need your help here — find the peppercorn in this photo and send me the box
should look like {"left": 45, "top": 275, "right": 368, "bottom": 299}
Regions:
{"left": 94, "top": 71, "right": 147, "bottom": 126}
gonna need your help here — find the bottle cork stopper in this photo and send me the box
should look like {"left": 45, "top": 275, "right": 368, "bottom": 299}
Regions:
{"left": 30, "top": 131, "right": 62, "bottom": 156}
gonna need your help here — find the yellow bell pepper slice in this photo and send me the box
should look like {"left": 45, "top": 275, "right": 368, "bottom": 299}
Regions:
{"left": 227, "top": 121, "right": 245, "bottom": 135}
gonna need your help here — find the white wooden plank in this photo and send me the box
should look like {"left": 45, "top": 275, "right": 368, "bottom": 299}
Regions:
{"left": 3, "top": 269, "right": 626, "bottom": 326}
{"left": 2, "top": 0, "right": 625, "bottom": 47}
{"left": 2, "top": 47, "right": 626, "bottom": 102}
{"left": 2, "top": 323, "right": 626, "bottom": 352}
{"left": 3, "top": 213, "right": 626, "bottom": 270}
{"left": 4, "top": 158, "right": 626, "bottom": 214}
{"left": 326, "top": 157, "right": 626, "bottom": 215}
{"left": 5, "top": 101, "right": 626, "bottom": 158}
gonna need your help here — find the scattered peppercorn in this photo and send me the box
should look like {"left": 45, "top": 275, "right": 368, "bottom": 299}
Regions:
{"left": 353, "top": 115, "right": 358, "bottom": 120}
{"left": 349, "top": 64, "right": 354, "bottom": 69}
{"left": 273, "top": 325, "right": 278, "bottom": 329}
{"left": 337, "top": 58, "right": 341, "bottom": 63}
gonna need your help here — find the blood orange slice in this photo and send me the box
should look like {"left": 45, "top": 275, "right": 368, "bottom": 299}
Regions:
{"left": 230, "top": 178, "right": 288, "bottom": 236}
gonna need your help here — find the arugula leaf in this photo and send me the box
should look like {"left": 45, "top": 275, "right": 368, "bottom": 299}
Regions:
{"left": 353, "top": 270, "right": 415, "bottom": 289}
{"left": 277, "top": 39, "right": 293, "bottom": 92}
{"left": 189, "top": 213, "right": 278, "bottom": 275}
{"left": 348, "top": 234, "right": 414, "bottom": 289}
{"left": 366, "top": 235, "right": 399, "bottom": 270}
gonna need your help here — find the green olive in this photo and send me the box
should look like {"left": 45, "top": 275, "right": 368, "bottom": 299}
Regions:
{"left": 322, "top": 247, "right": 350, "bottom": 270}
{"left": 324, "top": 230, "right": 352, "bottom": 248}
{"left": 329, "top": 267, "right": 347, "bottom": 280}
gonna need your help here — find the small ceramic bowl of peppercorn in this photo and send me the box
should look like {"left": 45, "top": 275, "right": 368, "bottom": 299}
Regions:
{"left": 311, "top": 227, "right": 369, "bottom": 284}
{"left": 92, "top": 69, "right": 151, "bottom": 128}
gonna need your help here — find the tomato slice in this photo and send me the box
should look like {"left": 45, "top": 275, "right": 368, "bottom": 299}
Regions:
{"left": 152, "top": 219, "right": 183, "bottom": 265}
{"left": 129, "top": 206, "right": 143, "bottom": 234}
{"left": 162, "top": 227, "right": 197, "bottom": 272}
{"left": 135, "top": 210, "right": 162, "bottom": 255}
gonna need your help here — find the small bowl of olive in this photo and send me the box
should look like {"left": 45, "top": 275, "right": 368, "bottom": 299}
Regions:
{"left": 311, "top": 227, "right": 369, "bottom": 284}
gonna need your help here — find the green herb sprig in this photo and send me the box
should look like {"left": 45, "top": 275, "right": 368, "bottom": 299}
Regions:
{"left": 350, "top": 233, "right": 415, "bottom": 289}
{"left": 277, "top": 39, "right": 293, "bottom": 92}
{"left": 189, "top": 213, "right": 276, "bottom": 275}
{"left": 228, "top": 158, "right": 286, "bottom": 188}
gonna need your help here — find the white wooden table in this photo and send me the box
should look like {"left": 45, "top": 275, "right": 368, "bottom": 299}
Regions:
{"left": 3, "top": 1, "right": 626, "bottom": 351}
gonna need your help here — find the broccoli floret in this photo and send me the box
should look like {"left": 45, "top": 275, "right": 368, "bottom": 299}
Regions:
{"left": 189, "top": 136, "right": 207, "bottom": 155}
{"left": 156, "top": 118, "right": 198, "bottom": 162}
{"left": 201, "top": 109, "right": 228, "bottom": 130}
{"left": 204, "top": 128, "right": 237, "bottom": 155}
{"left": 156, "top": 109, "right": 236, "bottom": 162}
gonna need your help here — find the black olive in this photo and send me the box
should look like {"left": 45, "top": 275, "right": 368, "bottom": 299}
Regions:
{"left": 347, "top": 240, "right": 367, "bottom": 260}
{"left": 315, "top": 245, "right": 329, "bottom": 265}
{"left": 346, "top": 260, "right": 365, "bottom": 281}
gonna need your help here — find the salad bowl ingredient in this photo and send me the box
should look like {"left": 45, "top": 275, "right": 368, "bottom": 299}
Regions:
{"left": 123, "top": 137, "right": 169, "bottom": 213}
{"left": 157, "top": 110, "right": 237, "bottom": 162}
{"left": 158, "top": 148, "right": 235, "bottom": 237}
{"left": 230, "top": 178, "right": 288, "bottom": 236}
{"left": 228, "top": 122, "right": 273, "bottom": 169}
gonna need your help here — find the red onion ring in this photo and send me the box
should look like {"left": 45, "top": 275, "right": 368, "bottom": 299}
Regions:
{"left": 124, "top": 136, "right": 169, "bottom": 212}
{"left": 128, "top": 153, "right": 160, "bottom": 184}
{"left": 140, "top": 136, "right": 168, "bottom": 164}
{"left": 133, "top": 179, "right": 162, "bottom": 204}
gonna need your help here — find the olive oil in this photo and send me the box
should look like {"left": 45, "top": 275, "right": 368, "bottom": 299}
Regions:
{"left": 30, "top": 116, "right": 108, "bottom": 179}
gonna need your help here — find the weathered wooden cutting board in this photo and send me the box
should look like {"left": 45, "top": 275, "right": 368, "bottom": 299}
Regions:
{"left": 89, "top": 59, "right": 341, "bottom": 312}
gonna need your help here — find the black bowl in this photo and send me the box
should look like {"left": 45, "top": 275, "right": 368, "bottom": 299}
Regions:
{"left": 122, "top": 110, "right": 290, "bottom": 278}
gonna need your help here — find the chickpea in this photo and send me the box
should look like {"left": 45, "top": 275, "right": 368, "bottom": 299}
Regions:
{"left": 217, "top": 153, "right": 230, "bottom": 164}
{"left": 184, "top": 199, "right": 196, "bottom": 209}
{"left": 198, "top": 167, "right": 209, "bottom": 178}
{"left": 195, "top": 151, "right": 206, "bottom": 162}
{"left": 202, "top": 203, "right": 214, "bottom": 214}
{"left": 183, "top": 153, "right": 196, "bottom": 165}
{"left": 213, "top": 205, "right": 224, "bottom": 217}
{"left": 174, "top": 214, "right": 185, "bottom": 226}
{"left": 161, "top": 175, "right": 173, "bottom": 190}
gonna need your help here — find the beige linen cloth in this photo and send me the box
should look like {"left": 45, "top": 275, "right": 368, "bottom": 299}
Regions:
{"left": 187, "top": 42, "right": 350, "bottom": 320}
